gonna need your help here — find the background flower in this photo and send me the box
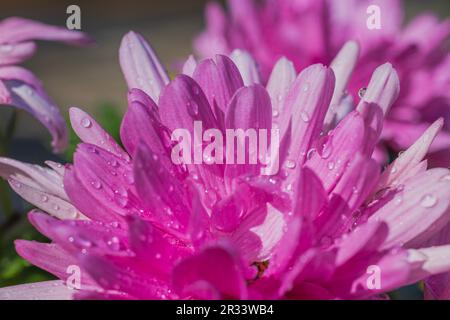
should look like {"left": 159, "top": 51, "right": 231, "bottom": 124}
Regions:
{"left": 196, "top": 0, "right": 450, "bottom": 166}
{"left": 0, "top": 17, "right": 92, "bottom": 153}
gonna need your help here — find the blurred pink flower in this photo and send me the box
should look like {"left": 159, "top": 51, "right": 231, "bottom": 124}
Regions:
{"left": 0, "top": 17, "right": 93, "bottom": 152}
{"left": 196, "top": 0, "right": 450, "bottom": 166}
{"left": 0, "top": 32, "right": 450, "bottom": 300}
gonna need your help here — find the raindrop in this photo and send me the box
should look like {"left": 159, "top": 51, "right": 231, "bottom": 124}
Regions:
{"left": 285, "top": 159, "right": 296, "bottom": 169}
{"left": 114, "top": 195, "right": 128, "bottom": 208}
{"left": 358, "top": 87, "right": 367, "bottom": 98}
{"left": 302, "top": 83, "right": 310, "bottom": 92}
{"left": 273, "top": 109, "right": 279, "bottom": 118}
{"left": 91, "top": 180, "right": 102, "bottom": 189}
{"left": 441, "top": 174, "right": 450, "bottom": 182}
{"left": 41, "top": 195, "right": 49, "bottom": 203}
{"left": 320, "top": 143, "right": 332, "bottom": 159}
{"left": 420, "top": 194, "right": 437, "bottom": 208}
{"left": 300, "top": 111, "right": 310, "bottom": 123}
{"left": 81, "top": 118, "right": 92, "bottom": 128}
{"left": 306, "top": 148, "right": 316, "bottom": 160}
{"left": 68, "top": 236, "right": 75, "bottom": 243}
{"left": 327, "top": 161, "right": 335, "bottom": 170}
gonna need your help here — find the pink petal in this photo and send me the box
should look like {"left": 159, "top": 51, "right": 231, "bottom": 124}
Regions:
{"left": 119, "top": 31, "right": 169, "bottom": 102}
{"left": 172, "top": 244, "right": 247, "bottom": 299}
{"left": 28, "top": 211, "right": 128, "bottom": 257}
{"left": 0, "top": 281, "right": 74, "bottom": 300}
{"left": 280, "top": 64, "right": 335, "bottom": 169}
{"left": 325, "top": 41, "right": 359, "bottom": 128}
{"left": 182, "top": 55, "right": 197, "bottom": 77}
{"left": 0, "top": 41, "right": 36, "bottom": 65}
{"left": 376, "top": 118, "right": 443, "bottom": 190}
{"left": 0, "top": 157, "right": 67, "bottom": 200}
{"left": 0, "top": 17, "right": 93, "bottom": 45}
{"left": 224, "top": 84, "right": 272, "bottom": 187}
{"left": 133, "top": 143, "right": 190, "bottom": 232}
{"left": 15, "top": 240, "right": 94, "bottom": 285}
{"left": 8, "top": 177, "right": 83, "bottom": 220}
{"left": 306, "top": 111, "right": 366, "bottom": 192}
{"left": 0, "top": 80, "right": 67, "bottom": 152}
{"left": 356, "top": 63, "right": 400, "bottom": 116}
{"left": 69, "top": 107, "right": 128, "bottom": 161}
{"left": 230, "top": 49, "right": 261, "bottom": 85}
{"left": 369, "top": 168, "right": 450, "bottom": 249}
{"left": 64, "top": 161, "right": 127, "bottom": 224}
{"left": 266, "top": 57, "right": 296, "bottom": 116}
{"left": 193, "top": 54, "right": 244, "bottom": 114}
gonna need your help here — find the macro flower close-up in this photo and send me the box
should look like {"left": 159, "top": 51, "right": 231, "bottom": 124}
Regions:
{"left": 0, "top": 0, "right": 449, "bottom": 307}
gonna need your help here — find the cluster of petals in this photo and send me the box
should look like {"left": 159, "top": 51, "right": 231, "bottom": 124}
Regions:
{"left": 0, "top": 29, "right": 450, "bottom": 300}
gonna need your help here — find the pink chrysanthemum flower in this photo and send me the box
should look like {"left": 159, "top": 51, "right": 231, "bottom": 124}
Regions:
{"left": 196, "top": 0, "right": 450, "bottom": 165}
{"left": 0, "top": 17, "right": 92, "bottom": 152}
{"left": 0, "top": 32, "right": 450, "bottom": 300}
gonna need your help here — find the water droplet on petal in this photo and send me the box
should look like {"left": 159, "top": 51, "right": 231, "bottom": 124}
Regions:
{"left": 358, "top": 87, "right": 367, "bottom": 98}
{"left": 306, "top": 148, "right": 316, "bottom": 160}
{"left": 91, "top": 180, "right": 102, "bottom": 189}
{"left": 285, "top": 159, "right": 296, "bottom": 169}
{"left": 441, "top": 174, "right": 450, "bottom": 182}
{"left": 327, "top": 161, "right": 335, "bottom": 170}
{"left": 81, "top": 118, "right": 92, "bottom": 128}
{"left": 302, "top": 83, "right": 310, "bottom": 92}
{"left": 41, "top": 195, "right": 49, "bottom": 203}
{"left": 300, "top": 111, "right": 310, "bottom": 123}
{"left": 420, "top": 194, "right": 437, "bottom": 208}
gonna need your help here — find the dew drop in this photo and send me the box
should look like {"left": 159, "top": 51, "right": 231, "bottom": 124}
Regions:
{"left": 81, "top": 118, "right": 92, "bottom": 128}
{"left": 41, "top": 195, "right": 49, "bottom": 203}
{"left": 285, "top": 159, "right": 296, "bottom": 169}
{"left": 358, "top": 87, "right": 367, "bottom": 98}
{"left": 302, "top": 83, "right": 310, "bottom": 92}
{"left": 306, "top": 148, "right": 316, "bottom": 160}
{"left": 91, "top": 180, "right": 102, "bottom": 189}
{"left": 327, "top": 161, "right": 335, "bottom": 170}
{"left": 420, "top": 194, "right": 437, "bottom": 208}
{"left": 441, "top": 174, "right": 450, "bottom": 182}
{"left": 300, "top": 111, "right": 310, "bottom": 123}
{"left": 273, "top": 109, "right": 279, "bottom": 118}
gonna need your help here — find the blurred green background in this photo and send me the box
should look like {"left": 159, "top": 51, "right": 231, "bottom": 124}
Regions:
{"left": 0, "top": 0, "right": 449, "bottom": 298}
